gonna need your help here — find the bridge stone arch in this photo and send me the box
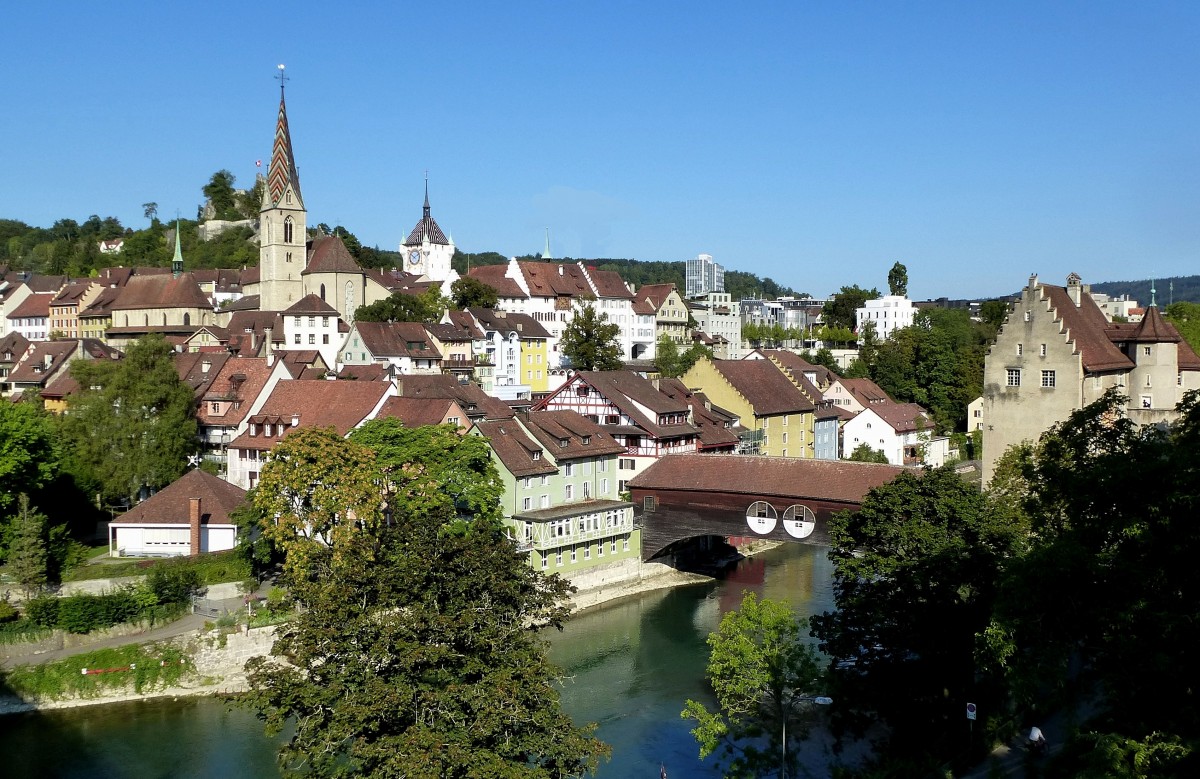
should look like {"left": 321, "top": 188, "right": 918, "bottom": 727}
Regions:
{"left": 629, "top": 454, "right": 905, "bottom": 562}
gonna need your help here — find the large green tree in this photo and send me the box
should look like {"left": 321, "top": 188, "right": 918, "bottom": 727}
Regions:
{"left": 811, "top": 467, "right": 1026, "bottom": 771}
{"left": 243, "top": 426, "right": 609, "bottom": 777}
{"left": 887, "top": 262, "right": 908, "bottom": 297}
{"left": 0, "top": 399, "right": 59, "bottom": 519}
{"left": 561, "top": 302, "right": 623, "bottom": 371}
{"left": 1165, "top": 301, "right": 1200, "bottom": 352}
{"left": 64, "top": 335, "right": 198, "bottom": 504}
{"left": 682, "top": 593, "right": 827, "bottom": 779}
{"left": 8, "top": 494, "right": 49, "bottom": 599}
{"left": 449, "top": 276, "right": 499, "bottom": 309}
{"left": 355, "top": 288, "right": 447, "bottom": 324}
{"left": 981, "top": 390, "right": 1200, "bottom": 776}
{"left": 822, "top": 285, "right": 880, "bottom": 331}
{"left": 202, "top": 170, "right": 239, "bottom": 221}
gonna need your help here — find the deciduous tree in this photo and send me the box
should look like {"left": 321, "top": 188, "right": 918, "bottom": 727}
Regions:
{"left": 682, "top": 593, "right": 827, "bottom": 779}
{"left": 64, "top": 335, "right": 197, "bottom": 504}
{"left": 887, "top": 261, "right": 908, "bottom": 297}
{"left": 822, "top": 285, "right": 879, "bottom": 331}
{"left": 243, "top": 424, "right": 610, "bottom": 777}
{"left": 449, "top": 276, "right": 499, "bottom": 309}
{"left": 561, "top": 302, "right": 623, "bottom": 371}
{"left": 355, "top": 288, "right": 447, "bottom": 324}
{"left": 8, "top": 494, "right": 49, "bottom": 599}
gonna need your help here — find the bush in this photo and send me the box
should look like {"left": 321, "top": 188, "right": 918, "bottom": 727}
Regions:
{"left": 0, "top": 599, "right": 18, "bottom": 624}
{"left": 56, "top": 592, "right": 140, "bottom": 634}
{"left": 147, "top": 565, "right": 201, "bottom": 605}
{"left": 25, "top": 597, "right": 60, "bottom": 628}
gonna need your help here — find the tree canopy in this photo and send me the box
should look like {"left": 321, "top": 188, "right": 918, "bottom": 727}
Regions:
{"left": 354, "top": 288, "right": 447, "bottom": 324}
{"left": 63, "top": 335, "right": 197, "bottom": 504}
{"left": 887, "top": 262, "right": 908, "bottom": 297}
{"left": 243, "top": 425, "right": 610, "bottom": 777}
{"left": 822, "top": 285, "right": 880, "bottom": 331}
{"left": 682, "top": 593, "right": 827, "bottom": 779}
{"left": 450, "top": 276, "right": 499, "bottom": 309}
{"left": 561, "top": 302, "right": 623, "bottom": 371}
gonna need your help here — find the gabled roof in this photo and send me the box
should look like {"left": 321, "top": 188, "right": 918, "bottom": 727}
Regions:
{"left": 8, "top": 292, "right": 53, "bottom": 319}
{"left": 221, "top": 293, "right": 261, "bottom": 312}
{"left": 24, "top": 275, "right": 68, "bottom": 293}
{"left": 283, "top": 294, "right": 339, "bottom": 315}
{"left": 228, "top": 379, "right": 391, "bottom": 449}
{"left": 7, "top": 340, "right": 77, "bottom": 386}
{"left": 50, "top": 281, "right": 95, "bottom": 307}
{"left": 586, "top": 267, "right": 635, "bottom": 299}
{"left": 197, "top": 357, "right": 278, "bottom": 428}
{"left": 353, "top": 321, "right": 442, "bottom": 359}
{"left": 110, "top": 273, "right": 212, "bottom": 311}
{"left": 111, "top": 469, "right": 246, "bottom": 527}
{"left": 866, "top": 402, "right": 933, "bottom": 434}
{"left": 338, "top": 363, "right": 393, "bottom": 382}
{"left": 655, "top": 378, "right": 742, "bottom": 450}
{"left": 633, "top": 283, "right": 680, "bottom": 314}
{"left": 1039, "top": 284, "right": 1132, "bottom": 373}
{"left": 303, "top": 235, "right": 364, "bottom": 275}
{"left": 516, "top": 410, "right": 626, "bottom": 462}
{"left": 628, "top": 453, "right": 905, "bottom": 503}
{"left": 444, "top": 310, "right": 487, "bottom": 339}
{"left": 1119, "top": 305, "right": 1180, "bottom": 344}
{"left": 837, "top": 378, "right": 893, "bottom": 405}
{"left": 543, "top": 370, "right": 696, "bottom": 440}
{"left": 474, "top": 418, "right": 558, "bottom": 478}
{"left": 425, "top": 322, "right": 475, "bottom": 343}
{"left": 708, "top": 359, "right": 816, "bottom": 415}
{"left": 376, "top": 396, "right": 464, "bottom": 428}
{"left": 395, "top": 374, "right": 514, "bottom": 420}
{"left": 516, "top": 262, "right": 593, "bottom": 298}
{"left": 0, "top": 331, "right": 31, "bottom": 362}
{"left": 467, "top": 307, "right": 551, "bottom": 339}
{"left": 175, "top": 351, "right": 231, "bottom": 395}
{"left": 759, "top": 349, "right": 840, "bottom": 388}
{"left": 465, "top": 264, "right": 527, "bottom": 299}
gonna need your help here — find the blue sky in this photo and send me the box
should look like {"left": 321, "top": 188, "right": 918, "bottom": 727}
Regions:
{"left": 3, "top": 2, "right": 1198, "bottom": 300}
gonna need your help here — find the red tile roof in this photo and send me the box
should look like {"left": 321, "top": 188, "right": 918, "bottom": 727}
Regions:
{"left": 111, "top": 469, "right": 246, "bottom": 527}
{"left": 395, "top": 373, "right": 514, "bottom": 420}
{"left": 1040, "top": 284, "right": 1132, "bottom": 372}
{"left": 303, "top": 236, "right": 364, "bottom": 274}
{"left": 8, "top": 292, "right": 53, "bottom": 319}
{"left": 709, "top": 359, "right": 816, "bottom": 415}
{"left": 474, "top": 419, "right": 558, "bottom": 478}
{"left": 111, "top": 273, "right": 212, "bottom": 310}
{"left": 466, "top": 264, "right": 528, "bottom": 299}
{"left": 283, "top": 294, "right": 340, "bottom": 315}
{"left": 353, "top": 321, "right": 443, "bottom": 359}
{"left": 516, "top": 410, "right": 626, "bottom": 462}
{"left": 228, "top": 379, "right": 391, "bottom": 449}
{"left": 376, "top": 396, "right": 464, "bottom": 428}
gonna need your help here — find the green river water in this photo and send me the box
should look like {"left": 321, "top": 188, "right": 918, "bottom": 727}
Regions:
{"left": 1, "top": 544, "right": 837, "bottom": 778}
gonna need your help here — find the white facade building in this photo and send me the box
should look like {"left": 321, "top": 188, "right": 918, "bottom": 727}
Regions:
{"left": 856, "top": 295, "right": 917, "bottom": 340}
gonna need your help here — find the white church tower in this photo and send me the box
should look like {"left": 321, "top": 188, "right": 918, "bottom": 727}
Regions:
{"left": 400, "top": 179, "right": 454, "bottom": 283}
{"left": 259, "top": 65, "right": 306, "bottom": 311}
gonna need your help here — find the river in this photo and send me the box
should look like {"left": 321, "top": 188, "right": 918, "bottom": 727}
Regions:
{"left": 0, "top": 544, "right": 837, "bottom": 778}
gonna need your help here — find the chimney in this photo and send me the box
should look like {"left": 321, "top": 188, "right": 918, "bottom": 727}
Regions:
{"left": 267, "top": 351, "right": 275, "bottom": 367}
{"left": 201, "top": 359, "right": 211, "bottom": 374}
{"left": 189, "top": 497, "right": 202, "bottom": 556}
{"left": 291, "top": 413, "right": 300, "bottom": 427}
{"left": 263, "top": 327, "right": 273, "bottom": 355}
{"left": 558, "top": 264, "right": 564, "bottom": 276}
{"left": 1066, "top": 273, "right": 1083, "bottom": 307}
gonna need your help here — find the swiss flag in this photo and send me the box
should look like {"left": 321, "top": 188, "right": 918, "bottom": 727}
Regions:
{"left": 256, "top": 159, "right": 262, "bottom": 168}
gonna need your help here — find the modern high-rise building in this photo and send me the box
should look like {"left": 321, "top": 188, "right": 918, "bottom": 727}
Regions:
{"left": 685, "top": 253, "right": 724, "bottom": 298}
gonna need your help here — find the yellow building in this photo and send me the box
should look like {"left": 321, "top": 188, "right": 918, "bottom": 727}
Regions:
{"left": 681, "top": 357, "right": 815, "bottom": 458}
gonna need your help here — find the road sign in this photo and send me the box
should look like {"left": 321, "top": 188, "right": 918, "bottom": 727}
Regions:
{"left": 966, "top": 702, "right": 977, "bottom": 721}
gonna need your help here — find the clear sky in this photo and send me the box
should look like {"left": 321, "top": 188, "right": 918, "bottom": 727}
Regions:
{"left": 3, "top": 2, "right": 1198, "bottom": 300}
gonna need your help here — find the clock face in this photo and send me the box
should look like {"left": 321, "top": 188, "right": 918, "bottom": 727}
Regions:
{"left": 409, "top": 250, "right": 421, "bottom": 265}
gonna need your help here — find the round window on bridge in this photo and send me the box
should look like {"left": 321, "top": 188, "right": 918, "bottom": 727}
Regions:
{"left": 745, "top": 501, "right": 777, "bottom": 534}
{"left": 782, "top": 505, "right": 817, "bottom": 539}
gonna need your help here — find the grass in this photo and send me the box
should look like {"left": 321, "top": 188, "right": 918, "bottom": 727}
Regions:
{"left": 64, "top": 551, "right": 251, "bottom": 586}
{"left": 3, "top": 643, "right": 193, "bottom": 700}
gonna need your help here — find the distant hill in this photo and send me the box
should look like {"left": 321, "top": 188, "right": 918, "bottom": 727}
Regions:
{"left": 1089, "top": 276, "right": 1200, "bottom": 306}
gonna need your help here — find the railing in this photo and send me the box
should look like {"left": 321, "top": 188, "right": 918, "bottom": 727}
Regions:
{"left": 529, "top": 522, "right": 634, "bottom": 550}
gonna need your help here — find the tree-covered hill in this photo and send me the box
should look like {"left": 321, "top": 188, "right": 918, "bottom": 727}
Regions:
{"left": 1088, "top": 275, "right": 1200, "bottom": 305}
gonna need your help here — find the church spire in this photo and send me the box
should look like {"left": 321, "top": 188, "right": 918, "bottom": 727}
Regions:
{"left": 266, "top": 64, "right": 302, "bottom": 209}
{"left": 423, "top": 171, "right": 431, "bottom": 218}
{"left": 171, "top": 219, "right": 184, "bottom": 278}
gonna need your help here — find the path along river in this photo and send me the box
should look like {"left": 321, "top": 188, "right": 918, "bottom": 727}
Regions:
{"left": 0, "top": 544, "right": 837, "bottom": 778}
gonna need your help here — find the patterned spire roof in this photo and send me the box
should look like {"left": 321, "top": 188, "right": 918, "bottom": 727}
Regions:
{"left": 266, "top": 83, "right": 302, "bottom": 208}
{"left": 404, "top": 180, "right": 449, "bottom": 247}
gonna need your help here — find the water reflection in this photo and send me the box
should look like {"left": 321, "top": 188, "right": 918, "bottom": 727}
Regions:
{"left": 0, "top": 543, "right": 834, "bottom": 779}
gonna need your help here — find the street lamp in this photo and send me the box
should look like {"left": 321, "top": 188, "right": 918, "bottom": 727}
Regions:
{"left": 782, "top": 695, "right": 832, "bottom": 779}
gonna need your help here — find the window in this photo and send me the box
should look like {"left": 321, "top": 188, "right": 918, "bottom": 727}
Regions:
{"left": 611, "top": 539, "right": 617, "bottom": 554}
{"left": 584, "top": 545, "right": 591, "bottom": 560}
{"left": 782, "top": 432, "right": 788, "bottom": 444}
{"left": 294, "top": 334, "right": 302, "bottom": 345}
{"left": 1024, "top": 310, "right": 1031, "bottom": 322}
{"left": 601, "top": 478, "right": 609, "bottom": 494}
{"left": 598, "top": 459, "right": 607, "bottom": 472}
{"left": 619, "top": 458, "right": 635, "bottom": 470}
{"left": 597, "top": 541, "right": 604, "bottom": 557}
{"left": 541, "top": 553, "right": 548, "bottom": 570}
{"left": 1016, "top": 343, "right": 1023, "bottom": 356}
{"left": 564, "top": 463, "right": 574, "bottom": 477}
{"left": 576, "top": 385, "right": 589, "bottom": 396}
{"left": 322, "top": 317, "right": 329, "bottom": 327}
{"left": 582, "top": 435, "right": 591, "bottom": 445}
{"left": 1006, "top": 369, "right": 1021, "bottom": 387}
{"left": 763, "top": 417, "right": 769, "bottom": 429}
{"left": 532, "top": 451, "right": 540, "bottom": 461}
{"left": 564, "top": 484, "right": 574, "bottom": 500}
{"left": 522, "top": 476, "right": 532, "bottom": 488}
{"left": 1041, "top": 370, "right": 1056, "bottom": 388}
{"left": 322, "top": 334, "right": 329, "bottom": 344}
{"left": 210, "top": 402, "right": 220, "bottom": 413}
{"left": 623, "top": 536, "right": 630, "bottom": 552}
{"left": 570, "top": 546, "right": 577, "bottom": 563}
{"left": 1040, "top": 344, "right": 1047, "bottom": 356}
{"left": 522, "top": 496, "right": 532, "bottom": 510}
{"left": 540, "top": 494, "right": 550, "bottom": 508}
{"left": 308, "top": 334, "right": 316, "bottom": 344}
{"left": 556, "top": 550, "right": 563, "bottom": 566}
{"left": 644, "top": 495, "right": 656, "bottom": 511}
{"left": 1144, "top": 346, "right": 1152, "bottom": 356}
{"left": 782, "top": 415, "right": 788, "bottom": 427}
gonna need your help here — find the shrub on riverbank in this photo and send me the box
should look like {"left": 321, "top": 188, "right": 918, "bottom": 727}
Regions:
{"left": 2, "top": 643, "right": 193, "bottom": 700}
{"left": 24, "top": 590, "right": 187, "bottom": 635}
{"left": 63, "top": 550, "right": 250, "bottom": 586}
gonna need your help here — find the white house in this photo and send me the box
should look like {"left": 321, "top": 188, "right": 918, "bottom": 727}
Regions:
{"left": 856, "top": 295, "right": 917, "bottom": 340}
{"left": 841, "top": 402, "right": 935, "bottom": 467}
{"left": 108, "top": 469, "right": 245, "bottom": 557}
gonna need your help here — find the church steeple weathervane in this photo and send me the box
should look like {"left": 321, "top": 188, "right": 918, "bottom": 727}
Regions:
{"left": 266, "top": 64, "right": 302, "bottom": 209}
{"left": 172, "top": 217, "right": 184, "bottom": 278}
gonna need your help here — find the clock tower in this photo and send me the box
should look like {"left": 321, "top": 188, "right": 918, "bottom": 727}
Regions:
{"left": 259, "top": 66, "right": 306, "bottom": 311}
{"left": 400, "top": 179, "right": 454, "bottom": 283}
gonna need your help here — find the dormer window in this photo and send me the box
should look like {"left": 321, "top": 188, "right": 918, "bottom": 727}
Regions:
{"left": 582, "top": 436, "right": 591, "bottom": 445}
{"left": 264, "top": 423, "right": 273, "bottom": 437}
{"left": 559, "top": 438, "right": 568, "bottom": 448}
{"left": 250, "top": 423, "right": 258, "bottom": 436}
{"left": 532, "top": 451, "right": 541, "bottom": 461}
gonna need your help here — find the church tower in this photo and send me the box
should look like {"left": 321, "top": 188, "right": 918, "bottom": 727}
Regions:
{"left": 400, "top": 178, "right": 454, "bottom": 283}
{"left": 259, "top": 66, "right": 306, "bottom": 311}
